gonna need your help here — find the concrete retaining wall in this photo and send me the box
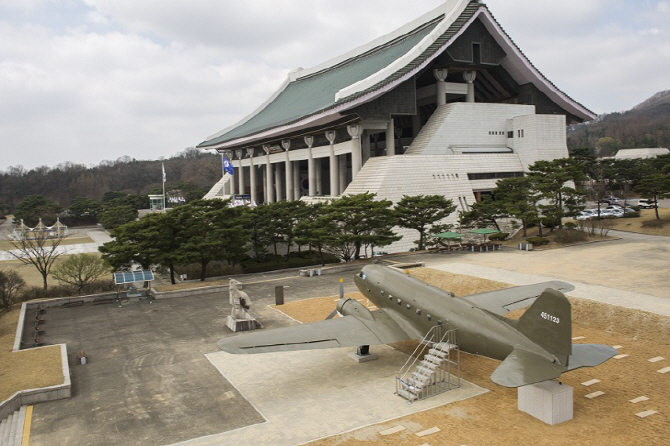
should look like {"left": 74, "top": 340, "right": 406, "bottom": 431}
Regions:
{"left": 0, "top": 344, "right": 71, "bottom": 421}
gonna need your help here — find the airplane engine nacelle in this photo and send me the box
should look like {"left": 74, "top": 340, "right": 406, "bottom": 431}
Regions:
{"left": 336, "top": 298, "right": 374, "bottom": 321}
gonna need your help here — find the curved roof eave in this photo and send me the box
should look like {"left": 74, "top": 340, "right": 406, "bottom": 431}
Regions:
{"left": 199, "top": 1, "right": 596, "bottom": 150}
{"left": 477, "top": 8, "right": 596, "bottom": 121}
{"left": 199, "top": 0, "right": 472, "bottom": 150}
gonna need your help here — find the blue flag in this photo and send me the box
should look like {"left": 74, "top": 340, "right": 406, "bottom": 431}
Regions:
{"left": 222, "top": 155, "right": 234, "bottom": 175}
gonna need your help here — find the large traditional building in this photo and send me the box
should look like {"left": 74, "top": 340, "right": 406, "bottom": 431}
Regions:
{"left": 198, "top": 0, "right": 595, "bottom": 252}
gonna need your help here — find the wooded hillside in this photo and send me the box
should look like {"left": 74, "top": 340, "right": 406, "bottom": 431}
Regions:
{"left": 568, "top": 90, "right": 670, "bottom": 156}
{"left": 0, "top": 148, "right": 221, "bottom": 212}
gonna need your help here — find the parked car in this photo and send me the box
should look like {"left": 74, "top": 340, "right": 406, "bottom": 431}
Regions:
{"left": 637, "top": 199, "right": 658, "bottom": 209}
{"left": 599, "top": 209, "right": 622, "bottom": 218}
{"left": 600, "top": 196, "right": 622, "bottom": 205}
{"left": 575, "top": 210, "right": 597, "bottom": 220}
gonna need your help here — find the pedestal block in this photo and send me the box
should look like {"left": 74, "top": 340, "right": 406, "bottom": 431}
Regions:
{"left": 518, "top": 380, "right": 573, "bottom": 425}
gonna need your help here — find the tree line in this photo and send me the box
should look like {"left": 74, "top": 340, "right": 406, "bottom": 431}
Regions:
{"left": 99, "top": 193, "right": 456, "bottom": 282}
{"left": 462, "top": 155, "right": 670, "bottom": 237}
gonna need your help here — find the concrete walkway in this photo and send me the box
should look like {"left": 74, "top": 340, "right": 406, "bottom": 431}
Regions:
{"left": 429, "top": 262, "right": 670, "bottom": 317}
{"left": 181, "top": 346, "right": 485, "bottom": 446}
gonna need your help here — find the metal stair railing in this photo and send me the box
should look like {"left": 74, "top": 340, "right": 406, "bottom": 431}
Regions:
{"left": 396, "top": 325, "right": 460, "bottom": 402}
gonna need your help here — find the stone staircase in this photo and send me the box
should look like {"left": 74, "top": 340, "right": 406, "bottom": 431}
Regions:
{"left": 397, "top": 327, "right": 460, "bottom": 402}
{"left": 404, "top": 104, "right": 455, "bottom": 154}
{"left": 0, "top": 406, "right": 26, "bottom": 446}
{"left": 203, "top": 175, "right": 232, "bottom": 199}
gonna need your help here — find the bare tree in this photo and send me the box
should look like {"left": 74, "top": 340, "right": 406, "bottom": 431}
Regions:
{"left": 7, "top": 231, "right": 65, "bottom": 290}
{"left": 0, "top": 270, "right": 26, "bottom": 310}
{"left": 53, "top": 253, "right": 110, "bottom": 294}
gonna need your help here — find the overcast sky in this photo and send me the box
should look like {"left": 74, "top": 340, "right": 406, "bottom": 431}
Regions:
{"left": 1, "top": 0, "right": 669, "bottom": 171}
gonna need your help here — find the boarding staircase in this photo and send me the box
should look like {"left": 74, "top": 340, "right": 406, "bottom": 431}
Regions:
{"left": 396, "top": 326, "right": 460, "bottom": 402}
{"left": 0, "top": 406, "right": 27, "bottom": 446}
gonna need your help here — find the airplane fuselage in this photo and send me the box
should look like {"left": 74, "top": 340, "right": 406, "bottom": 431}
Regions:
{"left": 354, "top": 264, "right": 555, "bottom": 363}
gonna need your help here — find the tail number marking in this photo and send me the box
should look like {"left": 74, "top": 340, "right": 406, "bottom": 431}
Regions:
{"left": 541, "top": 312, "right": 560, "bottom": 324}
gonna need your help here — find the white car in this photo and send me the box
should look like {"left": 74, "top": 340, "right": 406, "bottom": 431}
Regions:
{"left": 637, "top": 199, "right": 658, "bottom": 209}
{"left": 575, "top": 210, "right": 597, "bottom": 220}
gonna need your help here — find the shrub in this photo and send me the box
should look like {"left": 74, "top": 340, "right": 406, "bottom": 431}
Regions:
{"left": 488, "top": 232, "right": 509, "bottom": 241}
{"left": 553, "top": 229, "right": 588, "bottom": 244}
{"left": 564, "top": 222, "right": 577, "bottom": 230}
{"left": 525, "top": 237, "right": 550, "bottom": 246}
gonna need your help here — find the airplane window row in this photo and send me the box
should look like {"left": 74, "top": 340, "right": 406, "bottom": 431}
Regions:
{"left": 382, "top": 291, "right": 437, "bottom": 323}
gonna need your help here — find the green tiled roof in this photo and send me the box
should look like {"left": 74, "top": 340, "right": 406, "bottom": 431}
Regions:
{"left": 198, "top": 15, "right": 448, "bottom": 148}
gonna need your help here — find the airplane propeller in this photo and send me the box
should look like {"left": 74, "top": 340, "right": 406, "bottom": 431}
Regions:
{"left": 325, "top": 278, "right": 346, "bottom": 320}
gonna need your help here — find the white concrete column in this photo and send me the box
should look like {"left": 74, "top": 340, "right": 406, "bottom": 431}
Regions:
{"left": 275, "top": 162, "right": 284, "bottom": 201}
{"left": 347, "top": 124, "right": 363, "bottom": 175}
{"left": 293, "top": 160, "right": 301, "bottom": 199}
{"left": 247, "top": 148, "right": 257, "bottom": 204}
{"left": 434, "top": 68, "right": 448, "bottom": 106}
{"left": 263, "top": 146, "right": 274, "bottom": 203}
{"left": 305, "top": 135, "right": 316, "bottom": 197}
{"left": 315, "top": 158, "right": 322, "bottom": 195}
{"left": 225, "top": 151, "right": 236, "bottom": 195}
{"left": 282, "top": 140, "right": 293, "bottom": 201}
{"left": 236, "top": 150, "right": 245, "bottom": 195}
{"left": 325, "top": 130, "right": 338, "bottom": 196}
{"left": 385, "top": 120, "right": 395, "bottom": 156}
{"left": 463, "top": 71, "right": 476, "bottom": 103}
{"left": 338, "top": 154, "right": 348, "bottom": 194}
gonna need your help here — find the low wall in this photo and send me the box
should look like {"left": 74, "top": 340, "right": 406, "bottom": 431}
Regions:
{"left": 0, "top": 343, "right": 71, "bottom": 420}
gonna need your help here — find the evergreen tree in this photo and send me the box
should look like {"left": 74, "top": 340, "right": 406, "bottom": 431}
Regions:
{"left": 321, "top": 193, "right": 400, "bottom": 261}
{"left": 394, "top": 195, "right": 456, "bottom": 250}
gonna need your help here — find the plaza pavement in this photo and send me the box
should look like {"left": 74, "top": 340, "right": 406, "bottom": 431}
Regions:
{"left": 0, "top": 227, "right": 111, "bottom": 260}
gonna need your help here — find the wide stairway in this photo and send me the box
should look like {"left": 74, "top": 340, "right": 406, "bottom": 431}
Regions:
{"left": 397, "top": 327, "right": 460, "bottom": 402}
{"left": 0, "top": 406, "right": 27, "bottom": 446}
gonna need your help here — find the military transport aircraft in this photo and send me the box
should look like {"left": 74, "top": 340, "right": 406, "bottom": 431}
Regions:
{"left": 217, "top": 264, "right": 616, "bottom": 387}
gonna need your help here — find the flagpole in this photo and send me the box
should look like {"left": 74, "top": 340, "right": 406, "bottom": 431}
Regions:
{"left": 162, "top": 162, "right": 166, "bottom": 212}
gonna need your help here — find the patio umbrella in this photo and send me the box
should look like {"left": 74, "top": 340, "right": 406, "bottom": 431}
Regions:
{"left": 435, "top": 231, "right": 463, "bottom": 250}
{"left": 468, "top": 227, "right": 500, "bottom": 243}
{"left": 468, "top": 228, "right": 500, "bottom": 235}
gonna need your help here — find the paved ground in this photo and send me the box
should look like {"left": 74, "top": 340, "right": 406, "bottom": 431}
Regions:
{"left": 23, "top": 229, "right": 670, "bottom": 445}
{"left": 28, "top": 265, "right": 366, "bottom": 446}
{"left": 0, "top": 226, "right": 112, "bottom": 260}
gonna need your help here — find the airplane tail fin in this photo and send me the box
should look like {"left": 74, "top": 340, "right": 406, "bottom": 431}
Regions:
{"left": 516, "top": 288, "right": 572, "bottom": 366}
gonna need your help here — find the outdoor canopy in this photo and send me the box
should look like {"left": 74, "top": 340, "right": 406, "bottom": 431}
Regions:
{"left": 113, "top": 270, "right": 155, "bottom": 285}
{"left": 435, "top": 231, "right": 464, "bottom": 239}
{"left": 468, "top": 228, "right": 500, "bottom": 235}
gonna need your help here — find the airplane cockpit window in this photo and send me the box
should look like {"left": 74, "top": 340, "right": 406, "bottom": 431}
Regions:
{"left": 359, "top": 272, "right": 366, "bottom": 280}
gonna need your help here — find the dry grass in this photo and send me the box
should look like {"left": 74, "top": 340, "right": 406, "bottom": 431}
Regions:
{"left": 606, "top": 208, "right": 670, "bottom": 236}
{"left": 0, "top": 309, "right": 64, "bottom": 402}
{"left": 0, "top": 253, "right": 102, "bottom": 289}
{"left": 272, "top": 267, "right": 670, "bottom": 446}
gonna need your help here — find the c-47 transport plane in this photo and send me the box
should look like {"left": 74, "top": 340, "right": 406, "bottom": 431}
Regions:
{"left": 218, "top": 264, "right": 616, "bottom": 387}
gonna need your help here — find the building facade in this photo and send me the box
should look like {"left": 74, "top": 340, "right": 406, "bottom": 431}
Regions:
{"left": 198, "top": 0, "right": 595, "bottom": 252}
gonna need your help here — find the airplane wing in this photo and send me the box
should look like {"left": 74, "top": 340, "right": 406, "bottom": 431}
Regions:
{"left": 217, "top": 310, "right": 411, "bottom": 354}
{"left": 458, "top": 280, "right": 575, "bottom": 316}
